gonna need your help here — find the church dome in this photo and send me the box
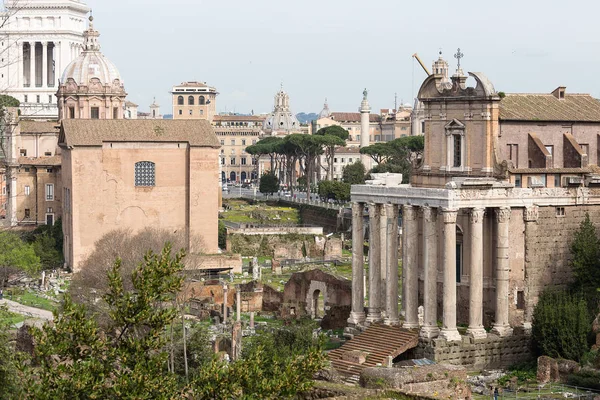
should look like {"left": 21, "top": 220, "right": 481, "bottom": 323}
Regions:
{"left": 263, "top": 86, "right": 301, "bottom": 134}
{"left": 61, "top": 16, "right": 122, "bottom": 86}
{"left": 318, "top": 98, "right": 331, "bottom": 119}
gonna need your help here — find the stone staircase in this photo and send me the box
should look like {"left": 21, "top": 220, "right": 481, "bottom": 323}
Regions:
{"left": 328, "top": 324, "right": 419, "bottom": 382}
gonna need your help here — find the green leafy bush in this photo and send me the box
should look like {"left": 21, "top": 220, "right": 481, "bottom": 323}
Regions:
{"left": 566, "top": 369, "right": 600, "bottom": 390}
{"left": 532, "top": 289, "right": 590, "bottom": 361}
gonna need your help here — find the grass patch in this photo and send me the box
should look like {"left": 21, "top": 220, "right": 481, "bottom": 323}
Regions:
{"left": 221, "top": 199, "right": 300, "bottom": 226}
{"left": 9, "top": 290, "right": 59, "bottom": 312}
{"left": 0, "top": 311, "right": 26, "bottom": 326}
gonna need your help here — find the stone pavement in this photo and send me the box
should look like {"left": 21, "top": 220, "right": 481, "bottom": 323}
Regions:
{"left": 0, "top": 299, "right": 54, "bottom": 321}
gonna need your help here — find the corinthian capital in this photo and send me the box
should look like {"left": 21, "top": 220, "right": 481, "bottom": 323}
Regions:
{"left": 495, "top": 207, "right": 511, "bottom": 223}
{"left": 441, "top": 208, "right": 458, "bottom": 224}
{"left": 470, "top": 208, "right": 485, "bottom": 224}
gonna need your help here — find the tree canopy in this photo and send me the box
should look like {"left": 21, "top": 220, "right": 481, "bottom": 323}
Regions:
{"left": 3, "top": 242, "right": 327, "bottom": 399}
{"left": 0, "top": 231, "right": 40, "bottom": 287}
{"left": 259, "top": 172, "right": 279, "bottom": 195}
{"left": 318, "top": 180, "right": 350, "bottom": 202}
{"left": 342, "top": 161, "right": 366, "bottom": 185}
{"left": 360, "top": 135, "right": 424, "bottom": 183}
{"left": 22, "top": 244, "right": 185, "bottom": 399}
{"left": 315, "top": 126, "right": 349, "bottom": 180}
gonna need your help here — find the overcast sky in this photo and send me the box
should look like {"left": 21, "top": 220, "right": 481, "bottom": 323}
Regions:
{"left": 86, "top": 0, "right": 600, "bottom": 116}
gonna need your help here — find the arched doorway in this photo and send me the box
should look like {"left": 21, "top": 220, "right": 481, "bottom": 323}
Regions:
{"left": 251, "top": 171, "right": 257, "bottom": 181}
{"left": 312, "top": 290, "right": 325, "bottom": 319}
{"left": 241, "top": 171, "right": 247, "bottom": 182}
{"left": 221, "top": 171, "right": 226, "bottom": 182}
{"left": 230, "top": 171, "right": 236, "bottom": 182}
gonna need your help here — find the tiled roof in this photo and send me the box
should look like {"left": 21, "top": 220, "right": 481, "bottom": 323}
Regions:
{"left": 59, "top": 119, "right": 220, "bottom": 148}
{"left": 499, "top": 94, "right": 600, "bottom": 122}
{"left": 18, "top": 155, "right": 61, "bottom": 166}
{"left": 335, "top": 146, "right": 362, "bottom": 155}
{"left": 20, "top": 120, "right": 59, "bottom": 134}
{"left": 125, "top": 101, "right": 138, "bottom": 107}
{"left": 330, "top": 112, "right": 381, "bottom": 123}
{"left": 213, "top": 115, "right": 266, "bottom": 122}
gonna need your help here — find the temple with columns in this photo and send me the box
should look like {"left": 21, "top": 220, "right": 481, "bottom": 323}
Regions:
{"left": 346, "top": 52, "right": 600, "bottom": 356}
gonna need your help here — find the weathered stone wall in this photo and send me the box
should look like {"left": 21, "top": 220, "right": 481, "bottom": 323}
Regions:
{"left": 281, "top": 269, "right": 352, "bottom": 329}
{"left": 524, "top": 205, "right": 600, "bottom": 326}
{"left": 412, "top": 334, "right": 531, "bottom": 369}
{"left": 185, "top": 253, "right": 242, "bottom": 274}
{"left": 238, "top": 281, "right": 282, "bottom": 312}
{"left": 300, "top": 207, "right": 340, "bottom": 233}
{"left": 273, "top": 200, "right": 350, "bottom": 233}
{"left": 228, "top": 233, "right": 342, "bottom": 260}
{"left": 361, "top": 364, "right": 471, "bottom": 400}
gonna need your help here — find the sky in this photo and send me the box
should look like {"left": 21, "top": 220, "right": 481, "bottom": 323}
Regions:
{"left": 85, "top": 0, "right": 600, "bottom": 116}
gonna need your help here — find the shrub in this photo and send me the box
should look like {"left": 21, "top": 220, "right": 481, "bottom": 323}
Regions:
{"left": 532, "top": 289, "right": 590, "bottom": 362}
{"left": 567, "top": 369, "right": 600, "bottom": 390}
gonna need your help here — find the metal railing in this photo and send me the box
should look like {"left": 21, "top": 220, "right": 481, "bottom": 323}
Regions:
{"left": 478, "top": 383, "right": 600, "bottom": 399}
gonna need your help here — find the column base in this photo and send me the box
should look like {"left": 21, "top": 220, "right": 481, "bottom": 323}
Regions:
{"left": 402, "top": 321, "right": 420, "bottom": 329}
{"left": 419, "top": 325, "right": 440, "bottom": 339}
{"left": 439, "top": 328, "right": 462, "bottom": 342}
{"left": 466, "top": 327, "right": 487, "bottom": 340}
{"left": 347, "top": 312, "right": 366, "bottom": 326}
{"left": 383, "top": 317, "right": 400, "bottom": 326}
{"left": 366, "top": 312, "right": 383, "bottom": 324}
{"left": 491, "top": 324, "right": 513, "bottom": 337}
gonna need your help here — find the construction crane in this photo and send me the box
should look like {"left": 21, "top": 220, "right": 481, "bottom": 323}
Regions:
{"left": 412, "top": 53, "right": 431, "bottom": 76}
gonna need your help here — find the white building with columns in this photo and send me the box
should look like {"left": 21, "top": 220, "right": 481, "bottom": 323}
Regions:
{"left": 0, "top": 0, "right": 89, "bottom": 119}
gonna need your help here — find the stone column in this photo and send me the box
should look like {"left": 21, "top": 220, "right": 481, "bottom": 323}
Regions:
{"left": 420, "top": 206, "right": 439, "bottom": 338}
{"left": 366, "top": 203, "right": 382, "bottom": 323}
{"left": 467, "top": 208, "right": 486, "bottom": 339}
{"left": 402, "top": 205, "right": 419, "bottom": 329}
{"left": 348, "top": 202, "right": 366, "bottom": 325}
{"left": 236, "top": 286, "right": 241, "bottom": 322}
{"left": 17, "top": 42, "right": 22, "bottom": 88}
{"left": 42, "top": 42, "right": 47, "bottom": 88}
{"left": 231, "top": 321, "right": 242, "bottom": 361}
{"left": 492, "top": 207, "right": 513, "bottom": 336}
{"left": 222, "top": 285, "right": 228, "bottom": 324}
{"left": 379, "top": 203, "right": 388, "bottom": 316}
{"left": 29, "top": 42, "right": 34, "bottom": 88}
{"left": 384, "top": 204, "right": 399, "bottom": 325}
{"left": 522, "top": 206, "right": 538, "bottom": 331}
{"left": 440, "top": 208, "right": 461, "bottom": 341}
{"left": 249, "top": 311, "right": 255, "bottom": 329}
